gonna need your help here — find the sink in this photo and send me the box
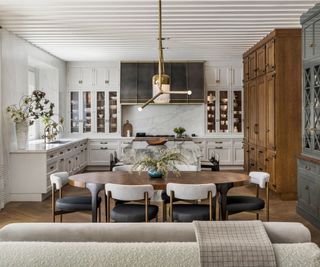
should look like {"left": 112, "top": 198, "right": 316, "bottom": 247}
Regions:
{"left": 48, "top": 140, "right": 71, "bottom": 144}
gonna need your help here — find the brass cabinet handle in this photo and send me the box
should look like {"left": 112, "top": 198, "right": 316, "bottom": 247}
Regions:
{"left": 259, "top": 150, "right": 263, "bottom": 154}
{"left": 100, "top": 142, "right": 108, "bottom": 144}
{"left": 215, "top": 146, "right": 223, "bottom": 149}
{"left": 100, "top": 147, "right": 108, "bottom": 150}
{"left": 105, "top": 80, "right": 109, "bottom": 84}
{"left": 250, "top": 147, "right": 255, "bottom": 150}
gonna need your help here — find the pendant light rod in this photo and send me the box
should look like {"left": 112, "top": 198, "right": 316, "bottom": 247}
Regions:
{"left": 138, "top": 0, "right": 192, "bottom": 111}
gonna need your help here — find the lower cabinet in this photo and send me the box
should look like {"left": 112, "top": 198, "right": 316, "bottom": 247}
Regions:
{"left": 196, "top": 138, "right": 244, "bottom": 168}
{"left": 88, "top": 139, "right": 120, "bottom": 166}
{"left": 9, "top": 139, "right": 88, "bottom": 201}
{"left": 297, "top": 158, "right": 320, "bottom": 228}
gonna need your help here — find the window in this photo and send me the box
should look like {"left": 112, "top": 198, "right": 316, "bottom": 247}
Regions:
{"left": 28, "top": 68, "right": 40, "bottom": 140}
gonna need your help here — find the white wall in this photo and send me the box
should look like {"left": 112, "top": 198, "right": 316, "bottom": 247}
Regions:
{"left": 0, "top": 29, "right": 66, "bottom": 206}
{"left": 122, "top": 104, "right": 205, "bottom": 136}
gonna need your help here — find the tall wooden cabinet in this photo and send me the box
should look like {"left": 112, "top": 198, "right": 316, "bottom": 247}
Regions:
{"left": 243, "top": 29, "right": 302, "bottom": 200}
{"left": 298, "top": 3, "right": 320, "bottom": 228}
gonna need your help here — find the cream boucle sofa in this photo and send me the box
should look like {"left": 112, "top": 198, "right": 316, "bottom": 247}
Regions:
{"left": 0, "top": 222, "right": 319, "bottom": 267}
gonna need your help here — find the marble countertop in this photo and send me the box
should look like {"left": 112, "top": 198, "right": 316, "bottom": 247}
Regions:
{"left": 121, "top": 141, "right": 201, "bottom": 166}
{"left": 10, "top": 138, "right": 87, "bottom": 154}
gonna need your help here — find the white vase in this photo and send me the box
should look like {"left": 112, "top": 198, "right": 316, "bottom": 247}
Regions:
{"left": 15, "top": 121, "right": 28, "bottom": 150}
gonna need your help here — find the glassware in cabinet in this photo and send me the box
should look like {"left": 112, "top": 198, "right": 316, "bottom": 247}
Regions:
{"left": 82, "top": 91, "right": 92, "bottom": 133}
{"left": 96, "top": 91, "right": 105, "bottom": 133}
{"left": 219, "top": 91, "right": 229, "bottom": 132}
{"left": 109, "top": 91, "right": 118, "bottom": 133}
{"left": 207, "top": 91, "right": 216, "bottom": 133}
{"left": 233, "top": 90, "right": 242, "bottom": 133}
{"left": 70, "top": 92, "right": 79, "bottom": 133}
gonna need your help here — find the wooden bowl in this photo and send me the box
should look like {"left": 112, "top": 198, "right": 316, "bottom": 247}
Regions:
{"left": 146, "top": 138, "right": 167, "bottom": 146}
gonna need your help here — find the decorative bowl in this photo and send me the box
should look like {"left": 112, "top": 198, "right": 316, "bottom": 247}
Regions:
{"left": 146, "top": 138, "right": 167, "bottom": 146}
{"left": 148, "top": 169, "right": 163, "bottom": 178}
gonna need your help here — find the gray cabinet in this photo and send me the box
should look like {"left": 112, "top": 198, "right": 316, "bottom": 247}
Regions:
{"left": 120, "top": 62, "right": 204, "bottom": 104}
{"left": 299, "top": 4, "right": 320, "bottom": 228}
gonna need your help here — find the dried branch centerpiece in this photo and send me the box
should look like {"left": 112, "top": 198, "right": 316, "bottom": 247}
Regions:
{"left": 132, "top": 148, "right": 186, "bottom": 178}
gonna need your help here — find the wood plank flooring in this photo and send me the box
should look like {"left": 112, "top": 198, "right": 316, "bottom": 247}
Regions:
{"left": 0, "top": 183, "right": 319, "bottom": 245}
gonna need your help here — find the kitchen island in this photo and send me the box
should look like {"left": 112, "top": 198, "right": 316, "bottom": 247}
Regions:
{"left": 121, "top": 141, "right": 201, "bottom": 168}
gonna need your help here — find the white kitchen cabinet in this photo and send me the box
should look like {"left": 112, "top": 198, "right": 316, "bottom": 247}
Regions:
{"left": 94, "top": 67, "right": 110, "bottom": 89}
{"left": 67, "top": 67, "right": 93, "bottom": 90}
{"left": 88, "top": 139, "right": 120, "bottom": 166}
{"left": 9, "top": 139, "right": 88, "bottom": 201}
{"left": 205, "top": 66, "right": 242, "bottom": 88}
{"left": 230, "top": 66, "right": 243, "bottom": 87}
{"left": 68, "top": 90, "right": 119, "bottom": 134}
{"left": 207, "top": 147, "right": 233, "bottom": 165}
{"left": 68, "top": 66, "right": 117, "bottom": 90}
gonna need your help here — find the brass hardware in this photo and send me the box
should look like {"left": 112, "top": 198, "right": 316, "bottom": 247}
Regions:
{"left": 50, "top": 166, "right": 54, "bottom": 170}
{"left": 305, "top": 185, "right": 309, "bottom": 190}
{"left": 100, "top": 147, "right": 108, "bottom": 150}
{"left": 216, "top": 80, "right": 220, "bottom": 83}
{"left": 215, "top": 146, "right": 223, "bottom": 149}
{"left": 215, "top": 141, "right": 223, "bottom": 144}
{"left": 250, "top": 147, "right": 255, "bottom": 150}
{"left": 259, "top": 150, "right": 263, "bottom": 154}
{"left": 310, "top": 43, "right": 315, "bottom": 48}
{"left": 105, "top": 80, "right": 109, "bottom": 84}
{"left": 100, "top": 142, "right": 108, "bottom": 144}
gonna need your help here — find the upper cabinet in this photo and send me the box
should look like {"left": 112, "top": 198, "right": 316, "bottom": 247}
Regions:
{"left": 205, "top": 66, "right": 243, "bottom": 88}
{"left": 120, "top": 62, "right": 204, "bottom": 104}
{"left": 67, "top": 66, "right": 118, "bottom": 90}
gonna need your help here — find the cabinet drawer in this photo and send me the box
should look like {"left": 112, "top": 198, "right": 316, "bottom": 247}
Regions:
{"left": 207, "top": 139, "right": 232, "bottom": 147}
{"left": 90, "top": 140, "right": 119, "bottom": 149}
{"left": 47, "top": 151, "right": 58, "bottom": 160}
{"left": 298, "top": 172, "right": 320, "bottom": 216}
{"left": 47, "top": 161, "right": 58, "bottom": 175}
{"left": 298, "top": 159, "right": 319, "bottom": 176}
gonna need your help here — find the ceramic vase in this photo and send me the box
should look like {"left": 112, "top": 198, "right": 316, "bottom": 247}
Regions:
{"left": 148, "top": 169, "right": 163, "bottom": 178}
{"left": 15, "top": 121, "right": 28, "bottom": 150}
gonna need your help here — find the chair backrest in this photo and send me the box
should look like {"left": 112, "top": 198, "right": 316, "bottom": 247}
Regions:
{"left": 105, "top": 183, "right": 154, "bottom": 201}
{"left": 112, "top": 165, "right": 133, "bottom": 172}
{"left": 175, "top": 165, "right": 198, "bottom": 171}
{"left": 166, "top": 183, "right": 216, "bottom": 201}
{"left": 249, "top": 171, "right": 270, "bottom": 188}
{"left": 50, "top": 172, "right": 69, "bottom": 190}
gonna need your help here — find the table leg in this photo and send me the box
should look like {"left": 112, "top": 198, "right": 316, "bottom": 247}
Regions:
{"left": 217, "top": 183, "right": 233, "bottom": 221}
{"left": 86, "top": 183, "right": 104, "bottom": 223}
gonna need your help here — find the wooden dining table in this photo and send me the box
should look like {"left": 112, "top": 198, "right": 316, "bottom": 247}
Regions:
{"left": 69, "top": 171, "right": 250, "bottom": 222}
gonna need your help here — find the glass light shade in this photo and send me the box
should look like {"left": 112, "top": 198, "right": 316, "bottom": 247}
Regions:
{"left": 152, "top": 74, "right": 170, "bottom": 104}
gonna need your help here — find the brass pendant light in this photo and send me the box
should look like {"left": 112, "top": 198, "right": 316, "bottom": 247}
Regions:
{"left": 138, "top": 0, "right": 192, "bottom": 111}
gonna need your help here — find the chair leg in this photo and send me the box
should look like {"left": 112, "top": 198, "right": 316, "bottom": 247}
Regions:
{"left": 256, "top": 213, "right": 259, "bottom": 220}
{"left": 162, "top": 202, "right": 167, "bottom": 222}
{"left": 98, "top": 206, "right": 101, "bottom": 222}
{"left": 60, "top": 214, "right": 63, "bottom": 222}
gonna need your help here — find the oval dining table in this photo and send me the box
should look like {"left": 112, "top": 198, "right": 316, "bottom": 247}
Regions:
{"left": 69, "top": 171, "right": 250, "bottom": 222}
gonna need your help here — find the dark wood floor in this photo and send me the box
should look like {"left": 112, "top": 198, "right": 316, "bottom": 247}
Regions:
{"left": 0, "top": 183, "right": 319, "bottom": 245}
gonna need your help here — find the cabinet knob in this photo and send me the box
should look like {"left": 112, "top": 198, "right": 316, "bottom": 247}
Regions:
{"left": 105, "top": 80, "right": 109, "bottom": 84}
{"left": 215, "top": 80, "right": 220, "bottom": 83}
{"left": 305, "top": 185, "right": 309, "bottom": 190}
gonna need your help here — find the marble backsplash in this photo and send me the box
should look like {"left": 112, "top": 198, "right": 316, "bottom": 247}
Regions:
{"left": 121, "top": 104, "right": 205, "bottom": 136}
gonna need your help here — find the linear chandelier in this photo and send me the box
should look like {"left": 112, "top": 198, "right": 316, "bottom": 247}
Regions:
{"left": 138, "top": 0, "right": 192, "bottom": 111}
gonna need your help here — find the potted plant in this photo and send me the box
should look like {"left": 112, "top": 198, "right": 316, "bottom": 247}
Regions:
{"left": 173, "top": 127, "right": 186, "bottom": 138}
{"left": 6, "top": 90, "right": 63, "bottom": 149}
{"left": 132, "top": 149, "right": 186, "bottom": 178}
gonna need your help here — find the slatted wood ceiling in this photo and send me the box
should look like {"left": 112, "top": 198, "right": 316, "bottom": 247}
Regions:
{"left": 0, "top": 0, "right": 317, "bottom": 61}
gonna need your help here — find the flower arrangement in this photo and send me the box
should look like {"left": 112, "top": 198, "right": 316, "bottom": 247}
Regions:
{"left": 6, "top": 90, "right": 54, "bottom": 125}
{"left": 6, "top": 90, "right": 63, "bottom": 143}
{"left": 132, "top": 149, "right": 186, "bottom": 177}
{"left": 173, "top": 127, "right": 186, "bottom": 137}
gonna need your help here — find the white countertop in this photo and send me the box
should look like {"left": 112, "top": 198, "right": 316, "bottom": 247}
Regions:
{"left": 10, "top": 138, "right": 88, "bottom": 154}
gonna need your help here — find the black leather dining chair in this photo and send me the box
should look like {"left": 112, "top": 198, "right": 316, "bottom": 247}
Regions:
{"left": 50, "top": 172, "right": 102, "bottom": 222}
{"left": 167, "top": 183, "right": 216, "bottom": 222}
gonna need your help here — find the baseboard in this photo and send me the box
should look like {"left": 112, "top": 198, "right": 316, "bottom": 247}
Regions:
{"left": 297, "top": 205, "right": 320, "bottom": 229}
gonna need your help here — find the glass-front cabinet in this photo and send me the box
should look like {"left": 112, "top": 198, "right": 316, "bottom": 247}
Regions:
{"left": 206, "top": 89, "right": 243, "bottom": 134}
{"left": 70, "top": 92, "right": 80, "bottom": 133}
{"left": 303, "top": 63, "right": 320, "bottom": 155}
{"left": 69, "top": 90, "right": 119, "bottom": 134}
{"left": 83, "top": 91, "right": 92, "bottom": 133}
